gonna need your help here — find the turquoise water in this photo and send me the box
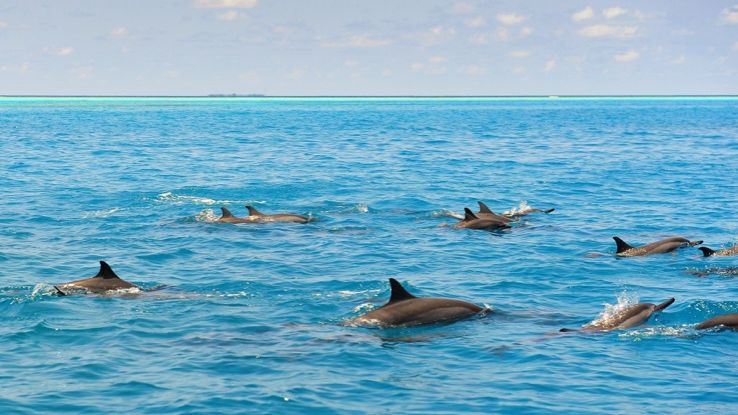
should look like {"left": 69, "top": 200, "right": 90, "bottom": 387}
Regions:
{"left": 1, "top": 97, "right": 738, "bottom": 413}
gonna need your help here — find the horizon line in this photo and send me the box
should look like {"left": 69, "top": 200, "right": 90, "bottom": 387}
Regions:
{"left": 2, "top": 94, "right": 738, "bottom": 99}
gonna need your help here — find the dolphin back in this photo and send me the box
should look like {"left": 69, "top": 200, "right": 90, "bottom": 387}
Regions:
{"left": 696, "top": 313, "right": 738, "bottom": 330}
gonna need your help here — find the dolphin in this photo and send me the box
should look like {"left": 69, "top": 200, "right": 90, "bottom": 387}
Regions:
{"left": 698, "top": 245, "right": 738, "bottom": 257}
{"left": 348, "top": 278, "right": 486, "bottom": 327}
{"left": 455, "top": 208, "right": 510, "bottom": 231}
{"left": 54, "top": 261, "right": 139, "bottom": 295}
{"left": 476, "top": 201, "right": 513, "bottom": 223}
{"left": 216, "top": 207, "right": 258, "bottom": 224}
{"left": 695, "top": 313, "right": 738, "bottom": 331}
{"left": 613, "top": 236, "right": 703, "bottom": 257}
{"left": 560, "top": 298, "right": 675, "bottom": 332}
{"left": 504, "top": 207, "right": 555, "bottom": 219}
{"left": 245, "top": 205, "right": 311, "bottom": 224}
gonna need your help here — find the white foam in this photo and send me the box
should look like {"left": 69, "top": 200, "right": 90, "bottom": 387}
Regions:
{"left": 156, "top": 192, "right": 265, "bottom": 206}
{"left": 82, "top": 207, "right": 123, "bottom": 218}
{"left": 433, "top": 209, "right": 464, "bottom": 220}
{"left": 353, "top": 302, "right": 375, "bottom": 313}
{"left": 619, "top": 325, "right": 689, "bottom": 339}
{"left": 103, "top": 287, "right": 143, "bottom": 296}
{"left": 355, "top": 204, "right": 369, "bottom": 213}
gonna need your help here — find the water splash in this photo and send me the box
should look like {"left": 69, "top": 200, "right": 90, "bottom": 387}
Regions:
{"left": 195, "top": 208, "right": 220, "bottom": 222}
{"left": 433, "top": 209, "right": 464, "bottom": 220}
{"left": 584, "top": 291, "right": 640, "bottom": 329}
{"left": 503, "top": 201, "right": 533, "bottom": 216}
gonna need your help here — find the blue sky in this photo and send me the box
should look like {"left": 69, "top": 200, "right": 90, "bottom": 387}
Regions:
{"left": 1, "top": 0, "right": 737, "bottom": 95}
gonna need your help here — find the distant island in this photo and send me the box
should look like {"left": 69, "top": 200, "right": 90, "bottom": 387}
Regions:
{"left": 208, "top": 93, "right": 265, "bottom": 97}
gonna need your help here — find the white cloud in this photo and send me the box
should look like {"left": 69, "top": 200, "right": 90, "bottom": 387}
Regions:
{"left": 0, "top": 21, "right": 7, "bottom": 29}
{"left": 1, "top": 62, "right": 30, "bottom": 74}
{"left": 463, "top": 65, "right": 485, "bottom": 76}
{"left": 721, "top": 5, "right": 738, "bottom": 24}
{"left": 217, "top": 11, "right": 242, "bottom": 20}
{"left": 452, "top": 2, "right": 474, "bottom": 14}
{"left": 578, "top": 25, "right": 638, "bottom": 38}
{"left": 194, "top": 0, "right": 258, "bottom": 8}
{"left": 496, "top": 27, "right": 510, "bottom": 41}
{"left": 544, "top": 59, "right": 556, "bottom": 72}
{"left": 408, "top": 26, "right": 456, "bottom": 46}
{"left": 468, "top": 33, "right": 488, "bottom": 44}
{"left": 110, "top": 27, "right": 128, "bottom": 37}
{"left": 603, "top": 7, "right": 627, "bottom": 19}
{"left": 509, "top": 50, "right": 530, "bottom": 58}
{"left": 464, "top": 17, "right": 486, "bottom": 28}
{"left": 520, "top": 26, "right": 533, "bottom": 37}
{"left": 411, "top": 57, "right": 448, "bottom": 75}
{"left": 325, "top": 35, "right": 391, "bottom": 48}
{"left": 344, "top": 59, "right": 358, "bottom": 68}
{"left": 496, "top": 13, "right": 525, "bottom": 25}
{"left": 57, "top": 47, "right": 74, "bottom": 56}
{"left": 513, "top": 66, "right": 526, "bottom": 75}
{"left": 670, "top": 55, "right": 686, "bottom": 64}
{"left": 572, "top": 6, "right": 594, "bottom": 22}
{"left": 347, "top": 35, "right": 390, "bottom": 48}
{"left": 614, "top": 50, "right": 639, "bottom": 62}
{"left": 431, "top": 26, "right": 456, "bottom": 36}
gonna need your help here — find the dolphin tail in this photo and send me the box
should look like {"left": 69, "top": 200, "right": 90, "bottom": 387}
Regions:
{"left": 699, "top": 247, "right": 716, "bottom": 257}
{"left": 543, "top": 208, "right": 555, "bottom": 214}
{"left": 654, "top": 298, "right": 675, "bottom": 312}
{"left": 53, "top": 286, "right": 67, "bottom": 296}
{"left": 245, "top": 205, "right": 264, "bottom": 216}
{"left": 613, "top": 237, "right": 634, "bottom": 254}
{"left": 463, "top": 208, "right": 479, "bottom": 222}
{"left": 220, "top": 207, "right": 234, "bottom": 218}
{"left": 477, "top": 201, "right": 494, "bottom": 214}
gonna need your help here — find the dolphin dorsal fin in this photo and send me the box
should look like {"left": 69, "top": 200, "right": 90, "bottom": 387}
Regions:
{"left": 463, "top": 208, "right": 479, "bottom": 222}
{"left": 95, "top": 261, "right": 120, "bottom": 279}
{"left": 699, "top": 247, "right": 716, "bottom": 257}
{"left": 220, "top": 207, "right": 234, "bottom": 218}
{"left": 613, "top": 237, "right": 634, "bottom": 254}
{"left": 388, "top": 278, "right": 416, "bottom": 304}
{"left": 477, "top": 201, "right": 494, "bottom": 214}
{"left": 245, "top": 205, "right": 264, "bottom": 216}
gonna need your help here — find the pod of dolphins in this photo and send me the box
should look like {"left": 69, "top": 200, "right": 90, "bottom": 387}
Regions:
{"left": 48, "top": 200, "right": 738, "bottom": 334}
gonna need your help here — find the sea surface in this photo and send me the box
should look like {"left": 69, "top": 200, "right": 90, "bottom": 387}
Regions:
{"left": 1, "top": 97, "right": 738, "bottom": 414}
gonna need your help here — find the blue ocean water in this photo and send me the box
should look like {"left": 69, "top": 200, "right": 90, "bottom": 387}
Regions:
{"left": 1, "top": 97, "right": 738, "bottom": 414}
